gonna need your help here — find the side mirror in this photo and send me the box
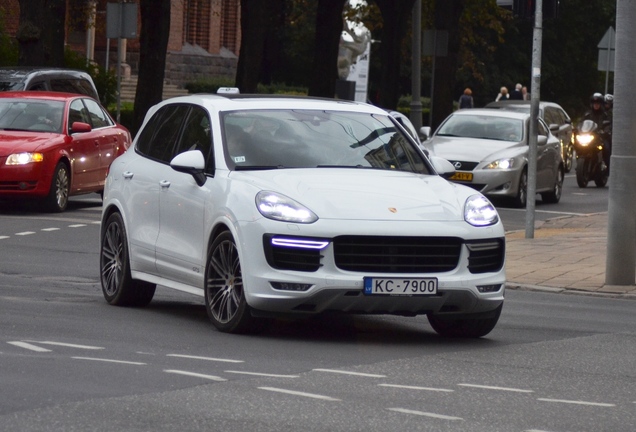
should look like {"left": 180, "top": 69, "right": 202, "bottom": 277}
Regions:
{"left": 170, "top": 150, "right": 207, "bottom": 186}
{"left": 71, "top": 121, "right": 92, "bottom": 133}
{"left": 420, "top": 126, "right": 431, "bottom": 141}
{"left": 430, "top": 155, "right": 456, "bottom": 179}
{"left": 537, "top": 135, "right": 548, "bottom": 146}
{"left": 549, "top": 123, "right": 559, "bottom": 132}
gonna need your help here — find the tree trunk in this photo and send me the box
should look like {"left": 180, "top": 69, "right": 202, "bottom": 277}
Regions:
{"left": 431, "top": 0, "right": 463, "bottom": 130}
{"left": 236, "top": 0, "right": 278, "bottom": 93}
{"left": 133, "top": 0, "right": 171, "bottom": 133}
{"left": 307, "top": 0, "right": 345, "bottom": 98}
{"left": 372, "top": 0, "right": 416, "bottom": 110}
{"left": 17, "top": 0, "right": 65, "bottom": 66}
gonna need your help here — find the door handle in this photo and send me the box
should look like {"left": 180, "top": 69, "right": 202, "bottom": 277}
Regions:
{"left": 159, "top": 180, "right": 171, "bottom": 189}
{"left": 122, "top": 171, "right": 134, "bottom": 179}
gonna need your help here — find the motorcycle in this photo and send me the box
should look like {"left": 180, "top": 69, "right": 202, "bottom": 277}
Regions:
{"left": 573, "top": 119, "right": 609, "bottom": 188}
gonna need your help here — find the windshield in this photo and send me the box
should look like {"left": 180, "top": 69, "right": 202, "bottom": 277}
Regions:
{"left": 0, "top": 98, "right": 65, "bottom": 133}
{"left": 221, "top": 109, "right": 431, "bottom": 174}
{"left": 0, "top": 81, "right": 25, "bottom": 91}
{"left": 436, "top": 115, "right": 524, "bottom": 142}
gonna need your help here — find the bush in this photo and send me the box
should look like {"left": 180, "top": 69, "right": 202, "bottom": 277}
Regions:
{"left": 184, "top": 77, "right": 235, "bottom": 94}
{"left": 64, "top": 49, "right": 117, "bottom": 106}
{"left": 107, "top": 102, "right": 136, "bottom": 135}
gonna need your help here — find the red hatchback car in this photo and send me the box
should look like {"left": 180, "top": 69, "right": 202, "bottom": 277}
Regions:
{"left": 0, "top": 91, "right": 131, "bottom": 212}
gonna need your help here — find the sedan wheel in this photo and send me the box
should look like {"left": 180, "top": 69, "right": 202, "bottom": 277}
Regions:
{"left": 541, "top": 167, "right": 563, "bottom": 203}
{"left": 205, "top": 231, "right": 259, "bottom": 333}
{"left": 512, "top": 169, "right": 528, "bottom": 208}
{"left": 100, "top": 212, "right": 156, "bottom": 306}
{"left": 44, "top": 162, "right": 70, "bottom": 212}
{"left": 427, "top": 304, "right": 502, "bottom": 338}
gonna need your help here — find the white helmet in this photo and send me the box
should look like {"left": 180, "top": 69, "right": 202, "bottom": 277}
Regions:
{"left": 604, "top": 94, "right": 614, "bottom": 104}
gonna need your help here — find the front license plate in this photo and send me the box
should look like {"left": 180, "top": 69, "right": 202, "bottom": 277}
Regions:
{"left": 450, "top": 171, "right": 473, "bottom": 181}
{"left": 363, "top": 277, "right": 438, "bottom": 296}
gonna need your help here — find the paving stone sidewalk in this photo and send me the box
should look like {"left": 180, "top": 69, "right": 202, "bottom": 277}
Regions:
{"left": 504, "top": 212, "right": 636, "bottom": 297}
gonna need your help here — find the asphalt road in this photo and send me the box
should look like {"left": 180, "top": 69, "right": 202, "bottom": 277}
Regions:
{"left": 1, "top": 179, "right": 633, "bottom": 432}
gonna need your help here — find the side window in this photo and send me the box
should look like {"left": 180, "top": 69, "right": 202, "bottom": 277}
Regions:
{"left": 73, "top": 79, "right": 99, "bottom": 99}
{"left": 543, "top": 108, "right": 555, "bottom": 126}
{"left": 28, "top": 81, "right": 47, "bottom": 91}
{"left": 82, "top": 98, "right": 113, "bottom": 128}
{"left": 174, "top": 106, "right": 214, "bottom": 173}
{"left": 50, "top": 79, "right": 79, "bottom": 94}
{"left": 537, "top": 119, "right": 548, "bottom": 137}
{"left": 135, "top": 104, "right": 189, "bottom": 164}
{"left": 69, "top": 99, "right": 91, "bottom": 129}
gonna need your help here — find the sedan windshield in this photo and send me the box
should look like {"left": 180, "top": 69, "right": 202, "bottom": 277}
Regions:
{"left": 222, "top": 109, "right": 431, "bottom": 174}
{"left": 436, "top": 115, "right": 524, "bottom": 142}
{"left": 0, "top": 98, "right": 65, "bottom": 133}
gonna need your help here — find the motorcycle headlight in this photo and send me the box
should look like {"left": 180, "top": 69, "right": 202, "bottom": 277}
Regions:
{"left": 484, "top": 158, "right": 515, "bottom": 170}
{"left": 6, "top": 152, "right": 44, "bottom": 165}
{"left": 256, "top": 191, "right": 318, "bottom": 223}
{"left": 465, "top": 195, "right": 499, "bottom": 227}
{"left": 576, "top": 134, "right": 594, "bottom": 146}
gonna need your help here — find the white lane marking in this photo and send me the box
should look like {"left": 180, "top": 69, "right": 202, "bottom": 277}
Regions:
{"left": 15, "top": 231, "right": 35, "bottom": 236}
{"left": 388, "top": 408, "right": 463, "bottom": 421}
{"left": 72, "top": 356, "right": 146, "bottom": 365}
{"left": 25, "top": 341, "right": 104, "bottom": 350}
{"left": 7, "top": 341, "right": 52, "bottom": 352}
{"left": 0, "top": 236, "right": 9, "bottom": 240}
{"left": 41, "top": 228, "right": 61, "bottom": 232}
{"left": 68, "top": 224, "right": 87, "bottom": 228}
{"left": 312, "top": 368, "right": 386, "bottom": 378}
{"left": 379, "top": 383, "right": 454, "bottom": 392}
{"left": 164, "top": 370, "right": 227, "bottom": 381}
{"left": 537, "top": 398, "right": 615, "bottom": 407}
{"left": 258, "top": 387, "right": 340, "bottom": 401}
{"left": 167, "top": 354, "right": 244, "bottom": 363}
{"left": 458, "top": 383, "right": 534, "bottom": 393}
{"left": 91, "top": 221, "right": 101, "bottom": 224}
{"left": 224, "top": 370, "right": 299, "bottom": 378}
{"left": 525, "top": 430, "right": 554, "bottom": 432}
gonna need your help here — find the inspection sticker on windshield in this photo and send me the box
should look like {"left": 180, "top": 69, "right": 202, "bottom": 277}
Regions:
{"left": 363, "top": 277, "right": 438, "bottom": 296}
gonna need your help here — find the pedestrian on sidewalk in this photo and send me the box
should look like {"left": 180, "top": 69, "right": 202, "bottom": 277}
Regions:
{"left": 458, "top": 88, "right": 474, "bottom": 109}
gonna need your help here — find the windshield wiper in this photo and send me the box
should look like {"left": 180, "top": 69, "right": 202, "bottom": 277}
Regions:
{"left": 316, "top": 164, "right": 368, "bottom": 168}
{"left": 234, "top": 165, "right": 287, "bottom": 171}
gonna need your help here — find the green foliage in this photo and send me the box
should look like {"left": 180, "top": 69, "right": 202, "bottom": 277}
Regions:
{"left": 256, "top": 82, "right": 308, "bottom": 95}
{"left": 63, "top": 49, "right": 117, "bottom": 106}
{"left": 184, "top": 77, "right": 236, "bottom": 94}
{"left": 0, "top": 7, "right": 18, "bottom": 66}
{"left": 107, "top": 102, "right": 136, "bottom": 135}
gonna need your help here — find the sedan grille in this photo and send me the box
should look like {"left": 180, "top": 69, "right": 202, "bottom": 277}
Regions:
{"left": 333, "top": 236, "right": 462, "bottom": 273}
{"left": 447, "top": 161, "right": 479, "bottom": 171}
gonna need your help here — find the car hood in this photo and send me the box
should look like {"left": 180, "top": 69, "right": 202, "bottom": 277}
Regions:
{"left": 0, "top": 131, "right": 62, "bottom": 156}
{"left": 230, "top": 168, "right": 472, "bottom": 222}
{"left": 425, "top": 136, "right": 525, "bottom": 163}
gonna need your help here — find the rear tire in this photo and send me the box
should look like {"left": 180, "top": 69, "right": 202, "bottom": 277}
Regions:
{"left": 428, "top": 304, "right": 503, "bottom": 338}
{"left": 100, "top": 212, "right": 156, "bottom": 307}
{"left": 44, "top": 162, "right": 70, "bottom": 212}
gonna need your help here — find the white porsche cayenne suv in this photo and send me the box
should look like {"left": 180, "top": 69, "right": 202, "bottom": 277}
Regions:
{"left": 100, "top": 93, "right": 506, "bottom": 338}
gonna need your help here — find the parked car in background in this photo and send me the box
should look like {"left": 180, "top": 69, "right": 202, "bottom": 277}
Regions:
{"left": 0, "top": 91, "right": 131, "bottom": 212}
{"left": 100, "top": 93, "right": 506, "bottom": 338}
{"left": 0, "top": 67, "right": 99, "bottom": 100}
{"left": 485, "top": 100, "right": 574, "bottom": 172}
{"left": 421, "top": 108, "right": 564, "bottom": 208}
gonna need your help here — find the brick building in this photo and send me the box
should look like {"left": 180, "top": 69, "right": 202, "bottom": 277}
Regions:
{"left": 2, "top": 0, "right": 241, "bottom": 86}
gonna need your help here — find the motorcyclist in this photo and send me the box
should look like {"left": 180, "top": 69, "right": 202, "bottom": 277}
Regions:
{"left": 604, "top": 93, "right": 614, "bottom": 122}
{"left": 584, "top": 92, "right": 611, "bottom": 171}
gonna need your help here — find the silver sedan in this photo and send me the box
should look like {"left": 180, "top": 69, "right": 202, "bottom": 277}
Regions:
{"left": 422, "top": 109, "right": 564, "bottom": 208}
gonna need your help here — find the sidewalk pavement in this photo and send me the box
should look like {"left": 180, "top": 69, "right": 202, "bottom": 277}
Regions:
{"left": 505, "top": 211, "right": 636, "bottom": 298}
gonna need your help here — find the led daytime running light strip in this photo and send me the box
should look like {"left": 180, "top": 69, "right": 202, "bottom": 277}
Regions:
{"left": 271, "top": 238, "right": 329, "bottom": 250}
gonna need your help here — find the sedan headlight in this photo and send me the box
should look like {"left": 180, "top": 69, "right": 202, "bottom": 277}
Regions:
{"left": 465, "top": 195, "right": 499, "bottom": 227}
{"left": 6, "top": 152, "right": 44, "bottom": 165}
{"left": 484, "top": 158, "right": 515, "bottom": 170}
{"left": 256, "top": 191, "right": 318, "bottom": 223}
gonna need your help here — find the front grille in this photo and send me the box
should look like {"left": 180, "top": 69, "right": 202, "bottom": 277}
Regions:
{"left": 448, "top": 161, "right": 479, "bottom": 171}
{"left": 333, "top": 236, "right": 462, "bottom": 273}
{"left": 466, "top": 238, "right": 505, "bottom": 273}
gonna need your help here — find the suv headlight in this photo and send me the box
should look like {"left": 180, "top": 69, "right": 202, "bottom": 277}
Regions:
{"left": 6, "top": 152, "right": 44, "bottom": 165}
{"left": 465, "top": 195, "right": 499, "bottom": 226}
{"left": 256, "top": 191, "right": 318, "bottom": 223}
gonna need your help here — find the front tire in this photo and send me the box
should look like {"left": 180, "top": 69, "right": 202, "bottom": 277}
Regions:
{"left": 563, "top": 143, "right": 574, "bottom": 173}
{"left": 576, "top": 157, "right": 589, "bottom": 188}
{"left": 512, "top": 169, "right": 528, "bottom": 208}
{"left": 100, "top": 212, "right": 156, "bottom": 307}
{"left": 541, "top": 167, "right": 563, "bottom": 204}
{"left": 44, "top": 162, "right": 70, "bottom": 212}
{"left": 427, "top": 304, "right": 503, "bottom": 338}
{"left": 205, "top": 231, "right": 259, "bottom": 333}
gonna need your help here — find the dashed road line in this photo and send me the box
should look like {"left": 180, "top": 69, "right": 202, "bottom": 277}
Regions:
{"left": 313, "top": 368, "right": 386, "bottom": 378}
{"left": 72, "top": 356, "right": 146, "bottom": 365}
{"left": 167, "top": 353, "right": 244, "bottom": 363}
{"left": 258, "top": 387, "right": 340, "bottom": 401}
{"left": 225, "top": 370, "right": 299, "bottom": 378}
{"left": 0, "top": 236, "right": 9, "bottom": 240}
{"left": 25, "top": 341, "right": 104, "bottom": 350}
{"left": 458, "top": 383, "right": 534, "bottom": 393}
{"left": 537, "top": 398, "right": 615, "bottom": 407}
{"left": 15, "top": 231, "right": 35, "bottom": 236}
{"left": 41, "top": 228, "right": 60, "bottom": 232}
{"left": 388, "top": 408, "right": 463, "bottom": 421}
{"left": 7, "top": 341, "right": 52, "bottom": 352}
{"left": 379, "top": 383, "right": 454, "bottom": 392}
{"left": 68, "top": 224, "right": 87, "bottom": 228}
{"left": 164, "top": 370, "right": 226, "bottom": 381}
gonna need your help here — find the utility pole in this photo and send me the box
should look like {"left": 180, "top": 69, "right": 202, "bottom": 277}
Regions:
{"left": 605, "top": 0, "right": 636, "bottom": 285}
{"left": 410, "top": 0, "right": 422, "bottom": 131}
{"left": 525, "top": 0, "right": 542, "bottom": 238}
